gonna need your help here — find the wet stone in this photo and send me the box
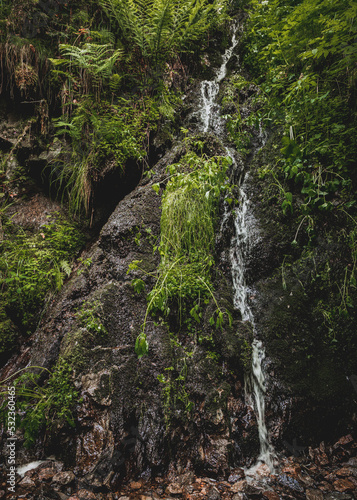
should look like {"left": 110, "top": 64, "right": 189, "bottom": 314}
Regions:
{"left": 207, "top": 486, "right": 220, "bottom": 500}
{"left": 52, "top": 471, "right": 76, "bottom": 485}
{"left": 177, "top": 471, "right": 195, "bottom": 485}
{"left": 325, "top": 493, "right": 354, "bottom": 500}
{"left": 306, "top": 489, "right": 324, "bottom": 500}
{"left": 18, "top": 476, "right": 36, "bottom": 489}
{"left": 262, "top": 491, "right": 280, "bottom": 500}
{"left": 166, "top": 482, "right": 183, "bottom": 495}
{"left": 332, "top": 478, "right": 355, "bottom": 492}
{"left": 38, "top": 467, "right": 56, "bottom": 482}
{"left": 277, "top": 473, "right": 304, "bottom": 494}
{"left": 231, "top": 480, "right": 247, "bottom": 493}
{"left": 58, "top": 493, "right": 72, "bottom": 500}
{"left": 129, "top": 481, "right": 142, "bottom": 490}
{"left": 232, "top": 494, "right": 245, "bottom": 500}
{"left": 228, "top": 469, "right": 245, "bottom": 483}
{"left": 76, "top": 490, "right": 98, "bottom": 499}
{"left": 255, "top": 463, "right": 271, "bottom": 478}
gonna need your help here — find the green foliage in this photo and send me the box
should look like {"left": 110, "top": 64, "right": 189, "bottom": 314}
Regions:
{"left": 0, "top": 215, "right": 84, "bottom": 335}
{"left": 243, "top": 0, "right": 357, "bottom": 216}
{"left": 77, "top": 300, "right": 107, "bottom": 336}
{"left": 76, "top": 257, "right": 92, "bottom": 276}
{"left": 243, "top": 0, "right": 357, "bottom": 339}
{"left": 99, "top": 0, "right": 228, "bottom": 82}
{"left": 50, "top": 41, "right": 122, "bottom": 101}
{"left": 131, "top": 151, "right": 233, "bottom": 357}
{"left": 160, "top": 153, "right": 228, "bottom": 264}
{"left": 61, "top": 300, "right": 108, "bottom": 369}
{"left": 221, "top": 74, "right": 255, "bottom": 155}
{"left": 52, "top": 97, "right": 159, "bottom": 215}
{"left": 0, "top": 360, "right": 78, "bottom": 448}
{"left": 157, "top": 355, "right": 193, "bottom": 428}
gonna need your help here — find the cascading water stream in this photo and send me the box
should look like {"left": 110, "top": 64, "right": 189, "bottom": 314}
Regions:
{"left": 198, "top": 25, "right": 239, "bottom": 133}
{"left": 194, "top": 23, "right": 276, "bottom": 473}
{"left": 230, "top": 177, "right": 275, "bottom": 473}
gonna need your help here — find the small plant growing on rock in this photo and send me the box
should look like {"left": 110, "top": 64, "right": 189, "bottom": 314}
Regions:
{"left": 130, "top": 151, "right": 234, "bottom": 357}
{"left": 77, "top": 300, "right": 107, "bottom": 336}
{"left": 0, "top": 359, "right": 78, "bottom": 448}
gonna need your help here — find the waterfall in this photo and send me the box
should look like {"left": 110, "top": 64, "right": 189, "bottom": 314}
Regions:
{"left": 198, "top": 24, "right": 240, "bottom": 133}
{"left": 195, "top": 23, "right": 276, "bottom": 473}
{"left": 230, "top": 178, "right": 276, "bottom": 473}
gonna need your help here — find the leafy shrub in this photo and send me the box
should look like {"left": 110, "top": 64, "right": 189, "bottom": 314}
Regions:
{"left": 52, "top": 97, "right": 160, "bottom": 215}
{"left": 133, "top": 151, "right": 233, "bottom": 357}
{"left": 243, "top": 0, "right": 357, "bottom": 214}
{"left": 50, "top": 41, "right": 122, "bottom": 101}
{"left": 0, "top": 359, "right": 78, "bottom": 448}
{"left": 99, "top": 0, "right": 229, "bottom": 82}
{"left": 0, "top": 215, "right": 84, "bottom": 335}
{"left": 242, "top": 0, "right": 357, "bottom": 360}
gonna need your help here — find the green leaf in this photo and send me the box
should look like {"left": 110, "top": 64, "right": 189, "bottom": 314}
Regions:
{"left": 132, "top": 278, "right": 145, "bottom": 293}
{"left": 127, "top": 260, "right": 142, "bottom": 273}
{"left": 135, "top": 334, "right": 148, "bottom": 359}
{"left": 190, "top": 306, "right": 200, "bottom": 323}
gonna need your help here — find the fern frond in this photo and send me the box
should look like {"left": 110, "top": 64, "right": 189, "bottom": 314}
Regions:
{"left": 150, "top": 0, "right": 174, "bottom": 58}
{"left": 60, "top": 260, "right": 72, "bottom": 276}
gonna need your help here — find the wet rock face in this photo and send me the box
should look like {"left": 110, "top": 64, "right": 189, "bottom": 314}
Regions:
{"left": 0, "top": 135, "right": 252, "bottom": 488}
{"left": 243, "top": 135, "right": 357, "bottom": 449}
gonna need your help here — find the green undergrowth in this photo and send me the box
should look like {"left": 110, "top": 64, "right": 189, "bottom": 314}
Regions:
{"left": 130, "top": 150, "right": 234, "bottom": 358}
{"left": 51, "top": 96, "right": 162, "bottom": 215}
{"left": 98, "top": 0, "right": 229, "bottom": 90}
{"left": 250, "top": 130, "right": 357, "bottom": 378}
{"left": 0, "top": 359, "right": 78, "bottom": 448}
{"left": 157, "top": 347, "right": 194, "bottom": 428}
{"left": 61, "top": 299, "right": 108, "bottom": 372}
{"left": 221, "top": 73, "right": 259, "bottom": 156}
{"left": 42, "top": 0, "right": 230, "bottom": 217}
{"left": 1, "top": 0, "right": 231, "bottom": 220}
{"left": 0, "top": 214, "right": 84, "bottom": 348}
{"left": 242, "top": 0, "right": 357, "bottom": 216}
{"left": 239, "top": 0, "right": 357, "bottom": 366}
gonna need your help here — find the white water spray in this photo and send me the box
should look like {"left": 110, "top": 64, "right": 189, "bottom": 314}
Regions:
{"left": 199, "top": 26, "right": 240, "bottom": 133}
{"left": 230, "top": 169, "right": 275, "bottom": 474}
{"left": 230, "top": 179, "right": 275, "bottom": 472}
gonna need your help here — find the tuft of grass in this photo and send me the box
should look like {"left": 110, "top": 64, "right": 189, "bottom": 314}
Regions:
{"left": 133, "top": 151, "right": 233, "bottom": 357}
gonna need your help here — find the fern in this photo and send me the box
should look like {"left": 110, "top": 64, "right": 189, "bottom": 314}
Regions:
{"left": 99, "top": 0, "right": 228, "bottom": 72}
{"left": 58, "top": 43, "right": 122, "bottom": 78}
{"left": 49, "top": 42, "right": 122, "bottom": 100}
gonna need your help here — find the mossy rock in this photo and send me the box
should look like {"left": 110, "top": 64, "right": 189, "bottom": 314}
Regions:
{"left": 61, "top": 328, "right": 94, "bottom": 373}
